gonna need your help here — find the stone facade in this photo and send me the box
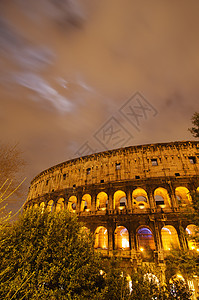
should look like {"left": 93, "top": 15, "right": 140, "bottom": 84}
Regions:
{"left": 26, "top": 141, "right": 199, "bottom": 274}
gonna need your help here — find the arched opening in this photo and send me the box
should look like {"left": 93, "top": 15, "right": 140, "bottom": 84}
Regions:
{"left": 96, "top": 192, "right": 108, "bottom": 210}
{"left": 81, "top": 194, "right": 91, "bottom": 211}
{"left": 56, "top": 198, "right": 65, "bottom": 212}
{"left": 161, "top": 226, "right": 180, "bottom": 250}
{"left": 154, "top": 187, "right": 171, "bottom": 208}
{"left": 114, "top": 226, "right": 130, "bottom": 249}
{"left": 40, "top": 202, "right": 45, "bottom": 213}
{"left": 137, "top": 227, "right": 155, "bottom": 251}
{"left": 68, "top": 196, "right": 77, "bottom": 212}
{"left": 186, "top": 224, "right": 199, "bottom": 250}
{"left": 175, "top": 187, "right": 192, "bottom": 206}
{"left": 113, "top": 190, "right": 127, "bottom": 209}
{"left": 132, "top": 188, "right": 149, "bottom": 209}
{"left": 94, "top": 226, "right": 108, "bottom": 249}
{"left": 47, "top": 200, "right": 54, "bottom": 212}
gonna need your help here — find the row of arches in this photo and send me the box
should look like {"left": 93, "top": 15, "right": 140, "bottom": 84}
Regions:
{"left": 35, "top": 186, "right": 196, "bottom": 213}
{"left": 93, "top": 224, "right": 199, "bottom": 252}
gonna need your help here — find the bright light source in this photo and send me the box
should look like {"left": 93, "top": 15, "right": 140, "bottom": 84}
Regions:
{"left": 140, "top": 247, "right": 144, "bottom": 252}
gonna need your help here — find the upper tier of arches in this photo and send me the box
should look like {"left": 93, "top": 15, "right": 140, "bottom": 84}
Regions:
{"left": 27, "top": 141, "right": 199, "bottom": 201}
{"left": 28, "top": 185, "right": 199, "bottom": 215}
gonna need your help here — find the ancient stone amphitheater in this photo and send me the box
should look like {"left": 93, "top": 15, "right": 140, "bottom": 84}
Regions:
{"left": 26, "top": 141, "right": 199, "bottom": 271}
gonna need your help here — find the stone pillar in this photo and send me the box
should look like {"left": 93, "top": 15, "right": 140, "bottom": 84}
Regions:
{"left": 76, "top": 192, "right": 82, "bottom": 212}
{"left": 108, "top": 225, "right": 114, "bottom": 252}
{"left": 148, "top": 189, "right": 156, "bottom": 212}
{"left": 108, "top": 192, "right": 114, "bottom": 210}
{"left": 168, "top": 181, "right": 178, "bottom": 210}
{"left": 91, "top": 192, "right": 96, "bottom": 212}
{"left": 177, "top": 225, "right": 187, "bottom": 251}
{"left": 127, "top": 188, "right": 132, "bottom": 209}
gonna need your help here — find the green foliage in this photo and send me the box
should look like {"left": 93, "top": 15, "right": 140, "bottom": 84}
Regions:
{"left": 188, "top": 112, "right": 199, "bottom": 138}
{"left": 99, "top": 257, "right": 130, "bottom": 300}
{"left": 0, "top": 208, "right": 103, "bottom": 299}
{"left": 165, "top": 249, "right": 199, "bottom": 280}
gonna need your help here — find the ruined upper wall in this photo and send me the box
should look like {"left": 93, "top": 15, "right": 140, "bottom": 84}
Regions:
{"left": 27, "top": 141, "right": 199, "bottom": 201}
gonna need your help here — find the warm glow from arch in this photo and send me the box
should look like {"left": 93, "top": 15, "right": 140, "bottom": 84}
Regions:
{"left": 96, "top": 192, "right": 108, "bottom": 210}
{"left": 137, "top": 227, "right": 155, "bottom": 251}
{"left": 161, "top": 226, "right": 180, "bottom": 250}
{"left": 68, "top": 196, "right": 77, "bottom": 212}
{"left": 154, "top": 187, "right": 171, "bottom": 207}
{"left": 81, "top": 194, "right": 91, "bottom": 211}
{"left": 40, "top": 202, "right": 45, "bottom": 213}
{"left": 186, "top": 224, "right": 199, "bottom": 250}
{"left": 115, "top": 226, "right": 130, "bottom": 249}
{"left": 113, "top": 190, "right": 127, "bottom": 209}
{"left": 94, "top": 226, "right": 108, "bottom": 249}
{"left": 56, "top": 198, "right": 65, "bottom": 212}
{"left": 132, "top": 188, "right": 149, "bottom": 209}
{"left": 47, "top": 200, "right": 54, "bottom": 212}
{"left": 175, "top": 187, "right": 192, "bottom": 206}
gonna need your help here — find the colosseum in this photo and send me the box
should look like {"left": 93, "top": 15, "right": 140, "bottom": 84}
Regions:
{"left": 26, "top": 140, "right": 199, "bottom": 279}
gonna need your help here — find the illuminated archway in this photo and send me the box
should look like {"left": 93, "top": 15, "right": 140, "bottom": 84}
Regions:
{"left": 68, "top": 196, "right": 77, "bottom": 212}
{"left": 40, "top": 202, "right": 45, "bottom": 213}
{"left": 137, "top": 227, "right": 155, "bottom": 251}
{"left": 96, "top": 192, "right": 108, "bottom": 210}
{"left": 114, "top": 226, "right": 130, "bottom": 249}
{"left": 47, "top": 200, "right": 54, "bottom": 212}
{"left": 161, "top": 226, "right": 180, "bottom": 250}
{"left": 81, "top": 194, "right": 91, "bottom": 211}
{"left": 132, "top": 188, "right": 149, "bottom": 209}
{"left": 94, "top": 226, "right": 108, "bottom": 249}
{"left": 175, "top": 187, "right": 192, "bottom": 206}
{"left": 154, "top": 187, "right": 171, "bottom": 207}
{"left": 56, "top": 198, "right": 65, "bottom": 212}
{"left": 113, "top": 190, "right": 127, "bottom": 209}
{"left": 186, "top": 224, "right": 199, "bottom": 250}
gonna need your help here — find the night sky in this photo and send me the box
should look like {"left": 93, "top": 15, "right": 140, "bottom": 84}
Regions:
{"left": 0, "top": 0, "right": 199, "bottom": 213}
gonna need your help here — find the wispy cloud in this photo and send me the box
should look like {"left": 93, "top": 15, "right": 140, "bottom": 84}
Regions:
{"left": 13, "top": 72, "right": 74, "bottom": 113}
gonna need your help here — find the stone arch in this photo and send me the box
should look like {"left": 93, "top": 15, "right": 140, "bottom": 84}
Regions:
{"left": 132, "top": 188, "right": 149, "bottom": 209}
{"left": 96, "top": 192, "right": 108, "bottom": 210}
{"left": 113, "top": 190, "right": 127, "bottom": 209}
{"left": 154, "top": 187, "right": 171, "bottom": 207}
{"left": 114, "top": 226, "right": 130, "bottom": 249}
{"left": 56, "top": 198, "right": 65, "bottom": 212}
{"left": 94, "top": 226, "right": 108, "bottom": 249}
{"left": 68, "top": 196, "right": 77, "bottom": 212}
{"left": 137, "top": 227, "right": 156, "bottom": 251}
{"left": 81, "top": 194, "right": 91, "bottom": 211}
{"left": 186, "top": 224, "right": 199, "bottom": 250}
{"left": 161, "top": 225, "right": 180, "bottom": 250}
{"left": 175, "top": 187, "right": 192, "bottom": 206}
{"left": 47, "top": 200, "right": 54, "bottom": 212}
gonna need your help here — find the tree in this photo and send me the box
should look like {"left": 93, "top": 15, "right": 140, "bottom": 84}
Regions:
{"left": 188, "top": 112, "right": 199, "bottom": 138}
{"left": 0, "top": 143, "right": 26, "bottom": 225}
{"left": 99, "top": 257, "right": 131, "bottom": 300}
{"left": 0, "top": 208, "right": 105, "bottom": 299}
